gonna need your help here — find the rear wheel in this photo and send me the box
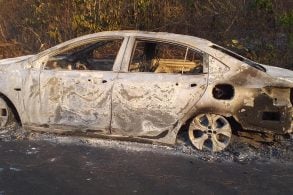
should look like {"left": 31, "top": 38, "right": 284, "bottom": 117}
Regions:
{"left": 0, "top": 98, "right": 14, "bottom": 128}
{"left": 188, "top": 113, "right": 232, "bottom": 152}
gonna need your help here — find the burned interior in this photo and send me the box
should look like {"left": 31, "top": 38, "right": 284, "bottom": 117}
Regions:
{"left": 0, "top": 31, "right": 292, "bottom": 152}
{"left": 129, "top": 40, "right": 204, "bottom": 74}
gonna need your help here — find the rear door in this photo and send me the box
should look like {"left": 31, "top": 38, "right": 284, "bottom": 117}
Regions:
{"left": 111, "top": 38, "right": 208, "bottom": 137}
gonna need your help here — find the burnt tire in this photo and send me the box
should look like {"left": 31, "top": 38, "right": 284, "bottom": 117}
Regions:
{"left": 188, "top": 113, "right": 232, "bottom": 152}
{"left": 0, "top": 97, "right": 15, "bottom": 128}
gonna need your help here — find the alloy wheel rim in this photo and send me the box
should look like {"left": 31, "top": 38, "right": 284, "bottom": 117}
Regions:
{"left": 188, "top": 114, "right": 232, "bottom": 152}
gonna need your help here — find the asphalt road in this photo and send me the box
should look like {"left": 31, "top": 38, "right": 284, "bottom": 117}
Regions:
{"left": 0, "top": 139, "right": 292, "bottom": 195}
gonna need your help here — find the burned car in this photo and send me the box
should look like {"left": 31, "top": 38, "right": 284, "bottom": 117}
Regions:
{"left": 0, "top": 31, "right": 292, "bottom": 152}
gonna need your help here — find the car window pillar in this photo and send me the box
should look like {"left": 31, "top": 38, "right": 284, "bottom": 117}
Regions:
{"left": 120, "top": 36, "right": 136, "bottom": 72}
{"left": 112, "top": 36, "right": 129, "bottom": 72}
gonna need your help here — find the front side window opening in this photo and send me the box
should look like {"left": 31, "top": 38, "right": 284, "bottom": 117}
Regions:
{"left": 45, "top": 39, "right": 123, "bottom": 71}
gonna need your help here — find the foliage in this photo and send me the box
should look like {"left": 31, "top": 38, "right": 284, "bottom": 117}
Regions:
{"left": 0, "top": 0, "right": 292, "bottom": 69}
{"left": 279, "top": 11, "right": 293, "bottom": 29}
{"left": 253, "top": 0, "right": 273, "bottom": 11}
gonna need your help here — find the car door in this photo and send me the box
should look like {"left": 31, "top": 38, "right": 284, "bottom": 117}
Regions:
{"left": 111, "top": 38, "right": 209, "bottom": 137}
{"left": 36, "top": 37, "right": 128, "bottom": 133}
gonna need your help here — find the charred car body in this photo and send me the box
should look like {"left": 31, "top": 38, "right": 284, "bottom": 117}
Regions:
{"left": 0, "top": 31, "right": 292, "bottom": 152}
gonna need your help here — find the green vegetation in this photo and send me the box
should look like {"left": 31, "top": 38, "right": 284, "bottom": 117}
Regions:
{"left": 0, "top": 0, "right": 292, "bottom": 69}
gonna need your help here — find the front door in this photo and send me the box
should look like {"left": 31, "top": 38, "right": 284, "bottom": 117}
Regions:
{"left": 111, "top": 39, "right": 208, "bottom": 137}
{"left": 39, "top": 70, "right": 116, "bottom": 133}
{"left": 37, "top": 38, "right": 126, "bottom": 133}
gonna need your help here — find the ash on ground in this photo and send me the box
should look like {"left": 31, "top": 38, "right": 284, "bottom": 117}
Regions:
{"left": 0, "top": 125, "right": 292, "bottom": 164}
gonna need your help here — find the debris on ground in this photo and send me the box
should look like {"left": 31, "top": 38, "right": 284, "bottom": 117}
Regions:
{"left": 0, "top": 126, "right": 292, "bottom": 164}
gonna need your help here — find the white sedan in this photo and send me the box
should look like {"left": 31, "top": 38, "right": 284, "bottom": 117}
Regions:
{"left": 0, "top": 31, "right": 292, "bottom": 152}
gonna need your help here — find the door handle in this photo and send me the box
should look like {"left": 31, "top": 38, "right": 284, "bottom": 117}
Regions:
{"left": 190, "top": 83, "right": 197, "bottom": 87}
{"left": 102, "top": 80, "right": 107, "bottom": 84}
{"left": 14, "top": 88, "right": 21, "bottom": 91}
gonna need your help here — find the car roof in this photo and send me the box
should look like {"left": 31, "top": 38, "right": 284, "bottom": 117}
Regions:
{"left": 64, "top": 30, "right": 213, "bottom": 48}
{"left": 35, "top": 31, "right": 214, "bottom": 60}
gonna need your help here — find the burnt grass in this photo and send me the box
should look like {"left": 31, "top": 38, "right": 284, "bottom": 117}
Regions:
{"left": 0, "top": 124, "right": 292, "bottom": 164}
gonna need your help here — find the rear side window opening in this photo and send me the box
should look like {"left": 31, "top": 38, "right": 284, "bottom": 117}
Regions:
{"left": 211, "top": 45, "right": 266, "bottom": 72}
{"left": 129, "top": 40, "right": 205, "bottom": 75}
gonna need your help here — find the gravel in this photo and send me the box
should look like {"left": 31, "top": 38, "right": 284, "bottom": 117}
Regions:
{"left": 1, "top": 124, "right": 292, "bottom": 164}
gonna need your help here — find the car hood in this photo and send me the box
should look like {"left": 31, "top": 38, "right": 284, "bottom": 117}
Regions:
{"left": 262, "top": 65, "right": 293, "bottom": 83}
{"left": 0, "top": 55, "right": 34, "bottom": 66}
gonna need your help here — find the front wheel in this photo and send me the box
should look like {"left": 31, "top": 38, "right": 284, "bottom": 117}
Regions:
{"left": 0, "top": 98, "right": 15, "bottom": 128}
{"left": 188, "top": 113, "right": 232, "bottom": 152}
